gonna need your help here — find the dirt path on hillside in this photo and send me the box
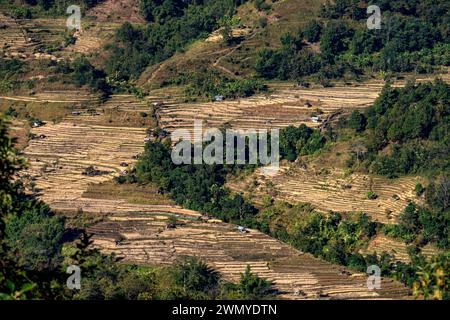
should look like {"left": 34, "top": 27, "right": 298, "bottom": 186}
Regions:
{"left": 212, "top": 31, "right": 259, "bottom": 78}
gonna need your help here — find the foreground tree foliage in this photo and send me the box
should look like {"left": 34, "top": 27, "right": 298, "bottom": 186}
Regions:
{"left": 413, "top": 253, "right": 449, "bottom": 300}
{"left": 4, "top": 201, "right": 65, "bottom": 272}
{"left": 0, "top": 114, "right": 68, "bottom": 299}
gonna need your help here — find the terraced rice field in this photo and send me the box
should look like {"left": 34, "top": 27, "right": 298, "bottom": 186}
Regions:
{"left": 1, "top": 92, "right": 160, "bottom": 127}
{"left": 65, "top": 22, "right": 122, "bottom": 54}
{"left": 229, "top": 164, "right": 424, "bottom": 224}
{"left": 0, "top": 13, "right": 34, "bottom": 59}
{"left": 19, "top": 18, "right": 66, "bottom": 50}
{"left": 3, "top": 4, "right": 446, "bottom": 300}
{"left": 157, "top": 73, "right": 450, "bottom": 137}
{"left": 0, "top": 14, "right": 67, "bottom": 60}
{"left": 11, "top": 74, "right": 445, "bottom": 299}
{"left": 0, "top": 13, "right": 123, "bottom": 59}
{"left": 85, "top": 0, "right": 145, "bottom": 24}
{"left": 227, "top": 163, "right": 442, "bottom": 263}
{"left": 15, "top": 97, "right": 410, "bottom": 299}
{"left": 0, "top": 1, "right": 145, "bottom": 58}
{"left": 13, "top": 116, "right": 410, "bottom": 299}
{"left": 87, "top": 207, "right": 409, "bottom": 299}
{"left": 0, "top": 90, "right": 98, "bottom": 104}
{"left": 64, "top": 94, "right": 156, "bottom": 127}
{"left": 157, "top": 83, "right": 378, "bottom": 134}
{"left": 363, "top": 235, "right": 440, "bottom": 263}
{"left": 0, "top": 90, "right": 100, "bottom": 123}
{"left": 21, "top": 121, "right": 147, "bottom": 206}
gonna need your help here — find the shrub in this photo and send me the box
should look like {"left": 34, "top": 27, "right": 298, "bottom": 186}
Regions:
{"left": 348, "top": 110, "right": 367, "bottom": 132}
{"left": 367, "top": 191, "right": 378, "bottom": 200}
{"left": 175, "top": 258, "right": 220, "bottom": 296}
{"left": 415, "top": 183, "right": 425, "bottom": 196}
{"left": 258, "top": 17, "right": 268, "bottom": 28}
{"left": 303, "top": 20, "right": 322, "bottom": 43}
{"left": 10, "top": 7, "right": 32, "bottom": 19}
{"left": 236, "top": 265, "right": 272, "bottom": 299}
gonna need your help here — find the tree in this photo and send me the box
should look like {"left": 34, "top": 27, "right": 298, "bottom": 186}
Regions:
{"left": 175, "top": 258, "right": 220, "bottom": 298}
{"left": 4, "top": 201, "right": 65, "bottom": 271}
{"left": 348, "top": 110, "right": 367, "bottom": 132}
{"left": 237, "top": 265, "right": 272, "bottom": 299}
{"left": 320, "top": 21, "right": 352, "bottom": 61}
{"left": 413, "top": 253, "right": 449, "bottom": 300}
{"left": 303, "top": 20, "right": 322, "bottom": 43}
{"left": 255, "top": 49, "right": 281, "bottom": 79}
{"left": 399, "top": 203, "right": 420, "bottom": 235}
{"left": 426, "top": 176, "right": 450, "bottom": 211}
{"left": 350, "top": 29, "right": 381, "bottom": 55}
{"left": 220, "top": 16, "right": 237, "bottom": 46}
{"left": 37, "top": 0, "right": 54, "bottom": 10}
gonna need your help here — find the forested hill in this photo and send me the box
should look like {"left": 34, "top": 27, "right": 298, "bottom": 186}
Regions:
{"left": 1, "top": 0, "right": 448, "bottom": 98}
{"left": 105, "top": 0, "right": 250, "bottom": 81}
{"left": 104, "top": 0, "right": 450, "bottom": 98}
{"left": 256, "top": 0, "right": 450, "bottom": 83}
{"left": 345, "top": 79, "right": 450, "bottom": 178}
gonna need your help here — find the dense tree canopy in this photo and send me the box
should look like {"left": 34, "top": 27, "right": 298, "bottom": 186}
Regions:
{"left": 256, "top": 0, "right": 450, "bottom": 81}
{"left": 106, "top": 0, "right": 249, "bottom": 80}
{"left": 339, "top": 80, "right": 450, "bottom": 178}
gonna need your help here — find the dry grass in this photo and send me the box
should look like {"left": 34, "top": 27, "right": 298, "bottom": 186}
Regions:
{"left": 85, "top": 0, "right": 145, "bottom": 24}
{"left": 83, "top": 181, "right": 174, "bottom": 206}
{"left": 362, "top": 235, "right": 441, "bottom": 263}
{"left": 228, "top": 158, "right": 426, "bottom": 224}
{"left": 65, "top": 22, "right": 121, "bottom": 55}
{"left": 7, "top": 119, "right": 30, "bottom": 150}
{"left": 20, "top": 120, "right": 147, "bottom": 206}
